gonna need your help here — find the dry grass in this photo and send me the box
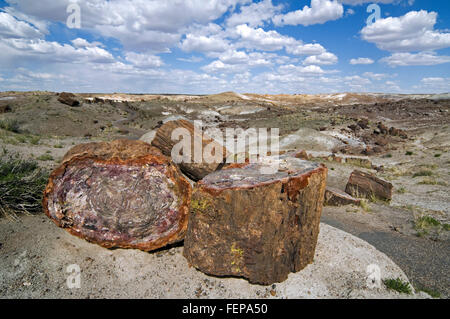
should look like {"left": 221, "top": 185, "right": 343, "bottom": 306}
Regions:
{"left": 0, "top": 152, "right": 49, "bottom": 219}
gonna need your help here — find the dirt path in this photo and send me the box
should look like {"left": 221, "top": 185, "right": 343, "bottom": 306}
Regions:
{"left": 321, "top": 213, "right": 450, "bottom": 298}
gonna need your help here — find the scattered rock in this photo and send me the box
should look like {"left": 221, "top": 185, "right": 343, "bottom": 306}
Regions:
{"left": 377, "top": 122, "right": 389, "bottom": 135}
{"left": 58, "top": 92, "right": 80, "bottom": 107}
{"left": 324, "top": 187, "right": 361, "bottom": 206}
{"left": 389, "top": 127, "right": 408, "bottom": 139}
{"left": 292, "top": 149, "right": 309, "bottom": 160}
{"left": 43, "top": 140, "right": 192, "bottom": 252}
{"left": 374, "top": 136, "right": 389, "bottom": 146}
{"left": 0, "top": 102, "right": 12, "bottom": 113}
{"left": 94, "top": 97, "right": 105, "bottom": 104}
{"left": 357, "top": 118, "right": 369, "bottom": 129}
{"left": 183, "top": 155, "right": 328, "bottom": 285}
{"left": 361, "top": 147, "right": 375, "bottom": 156}
{"left": 372, "top": 146, "right": 384, "bottom": 154}
{"left": 345, "top": 170, "right": 393, "bottom": 201}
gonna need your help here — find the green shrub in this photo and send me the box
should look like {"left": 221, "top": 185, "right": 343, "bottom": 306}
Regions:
{"left": 37, "top": 154, "right": 53, "bottom": 161}
{"left": 0, "top": 154, "right": 49, "bottom": 218}
{"left": 28, "top": 135, "right": 41, "bottom": 145}
{"left": 0, "top": 119, "right": 20, "bottom": 133}
{"left": 413, "top": 170, "right": 433, "bottom": 178}
{"left": 383, "top": 278, "right": 412, "bottom": 295}
{"left": 415, "top": 215, "right": 441, "bottom": 229}
{"left": 418, "top": 287, "right": 441, "bottom": 298}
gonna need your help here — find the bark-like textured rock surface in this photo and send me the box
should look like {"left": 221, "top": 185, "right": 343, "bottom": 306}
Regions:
{"left": 345, "top": 170, "right": 393, "bottom": 201}
{"left": 58, "top": 92, "right": 79, "bottom": 107}
{"left": 324, "top": 187, "right": 361, "bottom": 206}
{"left": 183, "top": 155, "right": 328, "bottom": 285}
{"left": 151, "top": 119, "right": 226, "bottom": 181}
{"left": 43, "top": 140, "right": 192, "bottom": 251}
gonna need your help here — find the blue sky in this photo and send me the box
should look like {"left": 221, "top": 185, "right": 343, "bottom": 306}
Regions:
{"left": 0, "top": 0, "right": 449, "bottom": 94}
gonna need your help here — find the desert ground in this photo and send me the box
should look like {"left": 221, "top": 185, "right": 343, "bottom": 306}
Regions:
{"left": 0, "top": 91, "right": 448, "bottom": 298}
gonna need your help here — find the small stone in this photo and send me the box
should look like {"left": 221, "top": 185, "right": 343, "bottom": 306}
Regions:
{"left": 324, "top": 187, "right": 361, "bottom": 206}
{"left": 357, "top": 118, "right": 369, "bottom": 129}
{"left": 377, "top": 122, "right": 389, "bottom": 135}
{"left": 389, "top": 127, "right": 408, "bottom": 139}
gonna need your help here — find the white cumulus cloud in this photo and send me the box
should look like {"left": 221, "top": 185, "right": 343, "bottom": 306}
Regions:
{"left": 381, "top": 52, "right": 450, "bottom": 66}
{"left": 361, "top": 10, "right": 450, "bottom": 52}
{"left": 350, "top": 57, "right": 374, "bottom": 65}
{"left": 273, "top": 0, "right": 343, "bottom": 27}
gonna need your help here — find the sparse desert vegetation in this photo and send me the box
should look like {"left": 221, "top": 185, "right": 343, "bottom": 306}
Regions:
{"left": 0, "top": 152, "right": 49, "bottom": 219}
{"left": 383, "top": 278, "right": 413, "bottom": 295}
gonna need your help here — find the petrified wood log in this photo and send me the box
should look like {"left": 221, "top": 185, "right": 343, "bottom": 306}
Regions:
{"left": 345, "top": 170, "right": 393, "bottom": 201}
{"left": 183, "top": 155, "right": 328, "bottom": 285}
{"left": 324, "top": 187, "right": 361, "bottom": 206}
{"left": 151, "top": 119, "right": 226, "bottom": 181}
{"left": 58, "top": 92, "right": 79, "bottom": 107}
{"left": 43, "top": 140, "right": 192, "bottom": 251}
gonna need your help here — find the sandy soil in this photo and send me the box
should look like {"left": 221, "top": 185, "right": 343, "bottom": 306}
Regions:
{"left": 0, "top": 215, "right": 429, "bottom": 299}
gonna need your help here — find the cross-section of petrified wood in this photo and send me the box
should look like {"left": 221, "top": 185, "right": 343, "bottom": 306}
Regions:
{"left": 43, "top": 140, "right": 192, "bottom": 251}
{"left": 151, "top": 119, "right": 227, "bottom": 181}
{"left": 183, "top": 155, "right": 328, "bottom": 285}
{"left": 345, "top": 170, "right": 393, "bottom": 201}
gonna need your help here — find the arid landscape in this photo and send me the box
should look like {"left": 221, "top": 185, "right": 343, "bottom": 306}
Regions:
{"left": 0, "top": 91, "right": 448, "bottom": 298}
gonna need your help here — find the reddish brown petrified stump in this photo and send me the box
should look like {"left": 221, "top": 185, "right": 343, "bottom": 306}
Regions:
{"left": 183, "top": 155, "right": 328, "bottom": 285}
{"left": 43, "top": 140, "right": 191, "bottom": 251}
{"left": 345, "top": 170, "right": 393, "bottom": 201}
{"left": 151, "top": 119, "right": 227, "bottom": 181}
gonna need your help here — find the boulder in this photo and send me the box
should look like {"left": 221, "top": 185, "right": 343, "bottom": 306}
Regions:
{"left": 389, "top": 127, "right": 408, "bottom": 139}
{"left": 58, "top": 92, "right": 80, "bottom": 107}
{"left": 151, "top": 119, "right": 227, "bottom": 181}
{"left": 345, "top": 170, "right": 393, "bottom": 201}
{"left": 377, "top": 122, "right": 389, "bottom": 135}
{"left": 43, "top": 140, "right": 192, "bottom": 252}
{"left": 0, "top": 102, "right": 12, "bottom": 113}
{"left": 324, "top": 187, "right": 361, "bottom": 206}
{"left": 183, "top": 155, "right": 328, "bottom": 285}
{"left": 357, "top": 118, "right": 369, "bottom": 129}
